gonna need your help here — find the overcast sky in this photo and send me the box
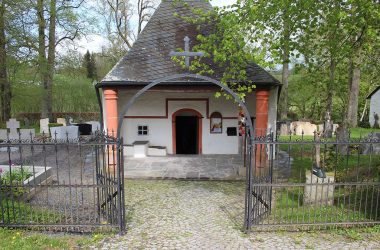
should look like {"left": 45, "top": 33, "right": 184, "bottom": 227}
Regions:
{"left": 74, "top": 0, "right": 237, "bottom": 54}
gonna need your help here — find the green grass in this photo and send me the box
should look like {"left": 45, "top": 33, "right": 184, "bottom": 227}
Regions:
{"left": 0, "top": 199, "right": 60, "bottom": 225}
{"left": 270, "top": 187, "right": 376, "bottom": 225}
{"left": 0, "top": 228, "right": 107, "bottom": 250}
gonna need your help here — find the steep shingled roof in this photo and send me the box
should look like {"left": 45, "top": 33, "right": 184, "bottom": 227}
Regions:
{"left": 101, "top": 0, "right": 280, "bottom": 86}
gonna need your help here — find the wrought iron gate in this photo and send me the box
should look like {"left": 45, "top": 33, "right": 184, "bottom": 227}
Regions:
{"left": 95, "top": 133, "right": 126, "bottom": 231}
{"left": 0, "top": 131, "right": 125, "bottom": 232}
{"left": 244, "top": 133, "right": 274, "bottom": 230}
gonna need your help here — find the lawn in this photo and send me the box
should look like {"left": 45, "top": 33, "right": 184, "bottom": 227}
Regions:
{"left": 0, "top": 228, "right": 106, "bottom": 250}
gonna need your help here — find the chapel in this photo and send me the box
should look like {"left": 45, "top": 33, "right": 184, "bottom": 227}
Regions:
{"left": 97, "top": 0, "right": 280, "bottom": 158}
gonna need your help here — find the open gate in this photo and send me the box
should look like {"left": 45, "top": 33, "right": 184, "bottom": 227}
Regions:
{"left": 244, "top": 132, "right": 273, "bottom": 230}
{"left": 95, "top": 133, "right": 126, "bottom": 231}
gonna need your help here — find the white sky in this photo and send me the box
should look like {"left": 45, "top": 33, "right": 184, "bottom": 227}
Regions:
{"left": 74, "top": 0, "right": 237, "bottom": 54}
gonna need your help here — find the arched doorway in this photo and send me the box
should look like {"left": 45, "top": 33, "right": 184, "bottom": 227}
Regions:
{"left": 172, "top": 108, "right": 202, "bottom": 154}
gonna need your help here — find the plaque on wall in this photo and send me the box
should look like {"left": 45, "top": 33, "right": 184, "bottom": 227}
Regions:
{"left": 227, "top": 127, "right": 237, "bottom": 136}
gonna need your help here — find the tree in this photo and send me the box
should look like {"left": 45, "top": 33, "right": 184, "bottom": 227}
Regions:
{"left": 137, "top": 0, "right": 155, "bottom": 34}
{"left": 35, "top": 0, "right": 83, "bottom": 120}
{"left": 83, "top": 50, "right": 97, "bottom": 80}
{"left": 0, "top": 0, "right": 11, "bottom": 122}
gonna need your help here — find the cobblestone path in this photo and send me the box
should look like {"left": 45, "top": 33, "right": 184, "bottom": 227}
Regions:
{"left": 95, "top": 180, "right": 380, "bottom": 249}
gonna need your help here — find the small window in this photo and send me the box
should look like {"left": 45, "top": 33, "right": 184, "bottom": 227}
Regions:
{"left": 138, "top": 125, "right": 148, "bottom": 135}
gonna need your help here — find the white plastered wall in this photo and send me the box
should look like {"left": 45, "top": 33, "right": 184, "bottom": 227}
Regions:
{"left": 101, "top": 85, "right": 279, "bottom": 155}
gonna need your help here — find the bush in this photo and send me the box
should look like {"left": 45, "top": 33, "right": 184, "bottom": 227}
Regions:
{"left": 359, "top": 120, "right": 371, "bottom": 128}
{"left": 0, "top": 168, "right": 32, "bottom": 197}
{"left": 48, "top": 123, "right": 63, "bottom": 128}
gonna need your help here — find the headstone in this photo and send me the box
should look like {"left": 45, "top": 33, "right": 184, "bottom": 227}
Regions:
{"left": 280, "top": 123, "right": 290, "bottom": 135}
{"left": 86, "top": 121, "right": 101, "bottom": 134}
{"left": 40, "top": 118, "right": 50, "bottom": 134}
{"left": 23, "top": 117, "right": 30, "bottom": 128}
{"left": 290, "top": 121, "right": 317, "bottom": 136}
{"left": 333, "top": 124, "right": 339, "bottom": 133}
{"left": 75, "top": 124, "right": 92, "bottom": 135}
{"left": 56, "top": 118, "right": 67, "bottom": 126}
{"left": 317, "top": 124, "right": 324, "bottom": 132}
{"left": 304, "top": 172, "right": 335, "bottom": 206}
{"left": 362, "top": 132, "right": 380, "bottom": 155}
{"left": 50, "top": 126, "right": 79, "bottom": 140}
{"left": 6, "top": 118, "right": 20, "bottom": 134}
{"left": 0, "top": 129, "right": 7, "bottom": 140}
{"left": 20, "top": 129, "right": 35, "bottom": 140}
{"left": 6, "top": 118, "right": 20, "bottom": 140}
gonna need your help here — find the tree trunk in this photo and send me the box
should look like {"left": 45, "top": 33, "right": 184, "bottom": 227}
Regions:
{"left": 37, "top": 0, "right": 49, "bottom": 119}
{"left": 347, "top": 55, "right": 360, "bottom": 128}
{"left": 324, "top": 58, "right": 335, "bottom": 138}
{"left": 46, "top": 0, "right": 56, "bottom": 120}
{"left": 39, "top": 0, "right": 56, "bottom": 121}
{"left": 280, "top": 13, "right": 290, "bottom": 121}
{"left": 0, "top": 0, "right": 11, "bottom": 122}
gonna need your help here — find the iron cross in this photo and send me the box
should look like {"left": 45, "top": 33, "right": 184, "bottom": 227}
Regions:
{"left": 170, "top": 36, "right": 204, "bottom": 68}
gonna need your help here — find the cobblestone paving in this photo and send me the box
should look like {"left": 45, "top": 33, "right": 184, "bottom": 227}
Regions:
{"left": 94, "top": 180, "right": 380, "bottom": 250}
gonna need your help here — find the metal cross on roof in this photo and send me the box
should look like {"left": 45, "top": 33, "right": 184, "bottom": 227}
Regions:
{"left": 169, "top": 36, "right": 204, "bottom": 68}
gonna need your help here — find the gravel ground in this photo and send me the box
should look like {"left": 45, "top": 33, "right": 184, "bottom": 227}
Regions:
{"left": 94, "top": 180, "right": 380, "bottom": 249}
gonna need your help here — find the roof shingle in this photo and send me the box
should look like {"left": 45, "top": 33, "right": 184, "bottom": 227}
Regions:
{"left": 101, "top": 0, "right": 280, "bottom": 86}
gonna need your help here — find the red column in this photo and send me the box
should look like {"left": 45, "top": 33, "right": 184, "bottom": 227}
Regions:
{"left": 104, "top": 88, "right": 118, "bottom": 173}
{"left": 255, "top": 90, "right": 270, "bottom": 170}
{"left": 104, "top": 88, "right": 118, "bottom": 137}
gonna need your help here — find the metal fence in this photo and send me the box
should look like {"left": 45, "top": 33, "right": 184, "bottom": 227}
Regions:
{"left": 245, "top": 132, "right": 380, "bottom": 230}
{"left": 0, "top": 131, "right": 125, "bottom": 232}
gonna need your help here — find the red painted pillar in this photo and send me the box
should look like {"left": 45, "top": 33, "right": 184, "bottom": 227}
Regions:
{"left": 104, "top": 88, "right": 118, "bottom": 173}
{"left": 255, "top": 90, "right": 270, "bottom": 170}
{"left": 104, "top": 88, "right": 118, "bottom": 137}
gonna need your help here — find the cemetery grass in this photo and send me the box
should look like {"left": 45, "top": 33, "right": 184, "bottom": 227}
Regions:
{"left": 0, "top": 227, "right": 108, "bottom": 250}
{"left": 275, "top": 128, "right": 380, "bottom": 227}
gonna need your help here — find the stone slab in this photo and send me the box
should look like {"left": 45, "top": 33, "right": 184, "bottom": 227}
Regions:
{"left": 56, "top": 118, "right": 67, "bottom": 126}
{"left": 50, "top": 126, "right": 79, "bottom": 140}
{"left": 20, "top": 129, "right": 35, "bottom": 140}
{"left": 86, "top": 121, "right": 101, "bottom": 133}
{"left": 290, "top": 121, "right": 317, "bottom": 136}
{"left": 0, "top": 129, "right": 7, "bottom": 140}
{"left": 40, "top": 118, "right": 50, "bottom": 134}
{"left": 304, "top": 172, "right": 335, "bottom": 206}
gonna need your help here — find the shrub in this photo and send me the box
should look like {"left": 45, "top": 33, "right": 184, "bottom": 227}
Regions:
{"left": 48, "top": 123, "right": 64, "bottom": 128}
{"left": 0, "top": 167, "right": 32, "bottom": 197}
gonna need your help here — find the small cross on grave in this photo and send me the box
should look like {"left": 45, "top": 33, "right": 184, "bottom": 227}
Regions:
{"left": 170, "top": 36, "right": 204, "bottom": 68}
{"left": 6, "top": 119, "right": 20, "bottom": 134}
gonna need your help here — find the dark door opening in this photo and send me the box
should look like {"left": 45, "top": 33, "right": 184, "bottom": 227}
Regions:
{"left": 175, "top": 116, "right": 198, "bottom": 154}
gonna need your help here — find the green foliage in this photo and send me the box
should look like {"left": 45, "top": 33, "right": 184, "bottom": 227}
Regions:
{"left": 83, "top": 50, "right": 98, "bottom": 80}
{"left": 0, "top": 168, "right": 32, "bottom": 196}
{"left": 0, "top": 228, "right": 102, "bottom": 250}
{"left": 48, "top": 123, "right": 63, "bottom": 128}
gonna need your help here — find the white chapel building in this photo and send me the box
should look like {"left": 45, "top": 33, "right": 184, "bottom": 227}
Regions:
{"left": 97, "top": 0, "right": 281, "bottom": 159}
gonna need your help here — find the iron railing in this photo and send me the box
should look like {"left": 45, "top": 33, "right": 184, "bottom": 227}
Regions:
{"left": 0, "top": 131, "right": 125, "bottom": 232}
{"left": 245, "top": 131, "right": 380, "bottom": 230}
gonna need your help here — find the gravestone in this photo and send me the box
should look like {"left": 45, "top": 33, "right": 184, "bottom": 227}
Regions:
{"left": 86, "top": 121, "right": 101, "bottom": 134}
{"left": 332, "top": 124, "right": 339, "bottom": 133}
{"left": 6, "top": 118, "right": 20, "bottom": 140}
{"left": 20, "top": 129, "right": 35, "bottom": 140}
{"left": 50, "top": 126, "right": 79, "bottom": 140}
{"left": 362, "top": 132, "right": 380, "bottom": 155}
{"left": 304, "top": 172, "right": 335, "bottom": 206}
{"left": 40, "top": 118, "right": 50, "bottom": 134}
{"left": 280, "top": 123, "right": 290, "bottom": 135}
{"left": 57, "top": 118, "right": 67, "bottom": 126}
{"left": 0, "top": 129, "right": 7, "bottom": 140}
{"left": 290, "top": 121, "right": 317, "bottom": 136}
